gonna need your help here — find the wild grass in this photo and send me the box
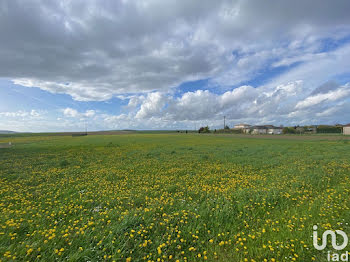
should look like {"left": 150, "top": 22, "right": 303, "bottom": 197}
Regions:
{"left": 0, "top": 134, "right": 349, "bottom": 261}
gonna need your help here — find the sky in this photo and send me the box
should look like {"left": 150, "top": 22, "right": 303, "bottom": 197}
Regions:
{"left": 1, "top": 0, "right": 350, "bottom": 132}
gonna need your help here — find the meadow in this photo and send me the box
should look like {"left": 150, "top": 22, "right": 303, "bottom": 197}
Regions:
{"left": 0, "top": 133, "right": 350, "bottom": 261}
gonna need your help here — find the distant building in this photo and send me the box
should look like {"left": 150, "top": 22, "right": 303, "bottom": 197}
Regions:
{"left": 243, "top": 125, "right": 282, "bottom": 134}
{"left": 234, "top": 123, "right": 251, "bottom": 129}
{"left": 344, "top": 124, "right": 350, "bottom": 135}
{"left": 267, "top": 126, "right": 283, "bottom": 134}
{"left": 295, "top": 126, "right": 305, "bottom": 134}
{"left": 250, "top": 126, "right": 268, "bottom": 134}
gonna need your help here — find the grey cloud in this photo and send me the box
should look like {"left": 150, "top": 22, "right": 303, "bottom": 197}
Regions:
{"left": 1, "top": 0, "right": 350, "bottom": 100}
{"left": 310, "top": 80, "right": 339, "bottom": 95}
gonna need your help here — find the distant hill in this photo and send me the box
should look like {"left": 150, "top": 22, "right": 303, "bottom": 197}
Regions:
{"left": 0, "top": 130, "right": 17, "bottom": 134}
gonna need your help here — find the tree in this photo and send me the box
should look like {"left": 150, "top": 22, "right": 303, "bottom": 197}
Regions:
{"left": 198, "top": 126, "right": 210, "bottom": 133}
{"left": 224, "top": 125, "right": 230, "bottom": 130}
{"left": 282, "top": 127, "right": 296, "bottom": 134}
{"left": 316, "top": 125, "right": 342, "bottom": 133}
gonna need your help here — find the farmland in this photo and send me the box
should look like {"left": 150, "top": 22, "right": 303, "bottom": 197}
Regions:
{"left": 0, "top": 134, "right": 350, "bottom": 261}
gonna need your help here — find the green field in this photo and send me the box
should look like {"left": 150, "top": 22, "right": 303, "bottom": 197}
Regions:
{"left": 1, "top": 134, "right": 350, "bottom": 261}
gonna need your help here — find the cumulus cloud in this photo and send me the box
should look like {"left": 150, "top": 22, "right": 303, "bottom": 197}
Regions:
{"left": 2, "top": 80, "right": 350, "bottom": 132}
{"left": 62, "top": 108, "right": 96, "bottom": 118}
{"left": 126, "top": 96, "right": 145, "bottom": 109}
{"left": 62, "top": 108, "right": 79, "bottom": 118}
{"left": 135, "top": 92, "right": 167, "bottom": 119}
{"left": 121, "top": 80, "right": 349, "bottom": 127}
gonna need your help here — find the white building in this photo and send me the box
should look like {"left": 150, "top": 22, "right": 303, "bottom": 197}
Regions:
{"left": 234, "top": 123, "right": 251, "bottom": 129}
{"left": 243, "top": 125, "right": 283, "bottom": 134}
{"left": 344, "top": 125, "right": 350, "bottom": 135}
{"left": 250, "top": 126, "right": 267, "bottom": 134}
{"left": 267, "top": 127, "right": 283, "bottom": 134}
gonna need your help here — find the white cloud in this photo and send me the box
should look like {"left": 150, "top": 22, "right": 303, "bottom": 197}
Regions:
{"left": 84, "top": 110, "right": 96, "bottom": 117}
{"left": 62, "top": 108, "right": 96, "bottom": 118}
{"left": 63, "top": 108, "right": 79, "bottom": 118}
{"left": 266, "top": 43, "right": 350, "bottom": 90}
{"left": 131, "top": 81, "right": 301, "bottom": 122}
{"left": 125, "top": 95, "right": 145, "bottom": 109}
{"left": 135, "top": 92, "right": 166, "bottom": 119}
{"left": 126, "top": 80, "right": 350, "bottom": 127}
{"left": 0, "top": 109, "right": 42, "bottom": 118}
{"left": 2, "top": 80, "right": 350, "bottom": 132}
{"left": 295, "top": 83, "right": 350, "bottom": 109}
